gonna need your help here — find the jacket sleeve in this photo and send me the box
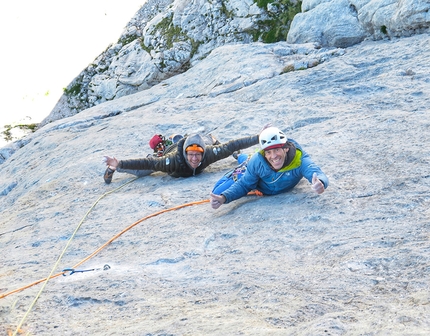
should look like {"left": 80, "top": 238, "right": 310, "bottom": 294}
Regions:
{"left": 203, "top": 135, "right": 259, "bottom": 166}
{"left": 118, "top": 152, "right": 180, "bottom": 173}
{"left": 299, "top": 152, "right": 329, "bottom": 189}
{"left": 219, "top": 154, "right": 261, "bottom": 203}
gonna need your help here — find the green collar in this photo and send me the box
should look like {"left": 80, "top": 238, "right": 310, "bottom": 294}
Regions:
{"left": 260, "top": 149, "right": 302, "bottom": 172}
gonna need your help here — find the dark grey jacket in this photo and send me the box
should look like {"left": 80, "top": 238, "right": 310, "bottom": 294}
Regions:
{"left": 118, "top": 133, "right": 259, "bottom": 177}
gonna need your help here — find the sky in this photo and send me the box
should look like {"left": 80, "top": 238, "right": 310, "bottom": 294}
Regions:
{"left": 0, "top": 1, "right": 145, "bottom": 140}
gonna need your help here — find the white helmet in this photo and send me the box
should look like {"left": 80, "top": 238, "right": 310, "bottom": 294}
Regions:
{"left": 259, "top": 127, "right": 287, "bottom": 150}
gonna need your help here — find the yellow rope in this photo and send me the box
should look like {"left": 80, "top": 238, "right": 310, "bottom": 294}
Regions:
{"left": 11, "top": 177, "right": 139, "bottom": 335}
{"left": 6, "top": 176, "right": 262, "bottom": 334}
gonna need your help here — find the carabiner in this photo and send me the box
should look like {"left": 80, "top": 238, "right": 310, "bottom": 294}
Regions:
{"left": 62, "top": 264, "right": 110, "bottom": 276}
{"left": 62, "top": 268, "right": 94, "bottom": 276}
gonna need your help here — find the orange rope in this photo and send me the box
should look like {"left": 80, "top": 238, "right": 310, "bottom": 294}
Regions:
{"left": 72, "top": 199, "right": 209, "bottom": 268}
{"left": 0, "top": 199, "right": 209, "bottom": 300}
{"left": 1, "top": 191, "right": 263, "bottom": 300}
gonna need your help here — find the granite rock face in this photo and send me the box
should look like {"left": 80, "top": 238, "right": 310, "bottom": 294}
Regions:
{"left": 287, "top": 0, "right": 430, "bottom": 47}
{"left": 40, "top": 0, "right": 270, "bottom": 127}
{"left": 38, "top": 0, "right": 429, "bottom": 128}
{"left": 1, "top": 33, "right": 429, "bottom": 335}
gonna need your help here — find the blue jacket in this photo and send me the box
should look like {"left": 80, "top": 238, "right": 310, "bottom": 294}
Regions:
{"left": 221, "top": 139, "right": 329, "bottom": 203}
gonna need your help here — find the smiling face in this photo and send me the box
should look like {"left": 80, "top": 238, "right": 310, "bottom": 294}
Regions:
{"left": 264, "top": 147, "right": 289, "bottom": 170}
{"left": 186, "top": 150, "right": 203, "bottom": 169}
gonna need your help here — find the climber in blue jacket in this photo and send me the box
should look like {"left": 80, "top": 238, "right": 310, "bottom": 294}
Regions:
{"left": 210, "top": 126, "right": 328, "bottom": 209}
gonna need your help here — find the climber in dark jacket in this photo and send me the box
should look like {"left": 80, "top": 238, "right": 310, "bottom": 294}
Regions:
{"left": 102, "top": 132, "right": 261, "bottom": 183}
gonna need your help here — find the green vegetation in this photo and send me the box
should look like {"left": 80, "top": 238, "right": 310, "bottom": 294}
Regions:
{"left": 281, "top": 64, "right": 295, "bottom": 73}
{"left": 255, "top": 0, "right": 272, "bottom": 7}
{"left": 63, "top": 82, "right": 82, "bottom": 96}
{"left": 2, "top": 123, "right": 38, "bottom": 142}
{"left": 220, "top": 1, "right": 234, "bottom": 18}
{"left": 189, "top": 38, "right": 201, "bottom": 59}
{"left": 145, "top": 14, "right": 201, "bottom": 59}
{"left": 118, "top": 35, "right": 138, "bottom": 46}
{"left": 250, "top": 0, "right": 302, "bottom": 43}
{"left": 140, "top": 39, "right": 152, "bottom": 54}
{"left": 155, "top": 15, "right": 186, "bottom": 49}
{"left": 380, "top": 25, "right": 387, "bottom": 35}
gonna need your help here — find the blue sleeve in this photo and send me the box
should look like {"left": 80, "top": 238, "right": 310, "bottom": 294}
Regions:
{"left": 221, "top": 155, "right": 261, "bottom": 203}
{"left": 299, "top": 152, "right": 329, "bottom": 189}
